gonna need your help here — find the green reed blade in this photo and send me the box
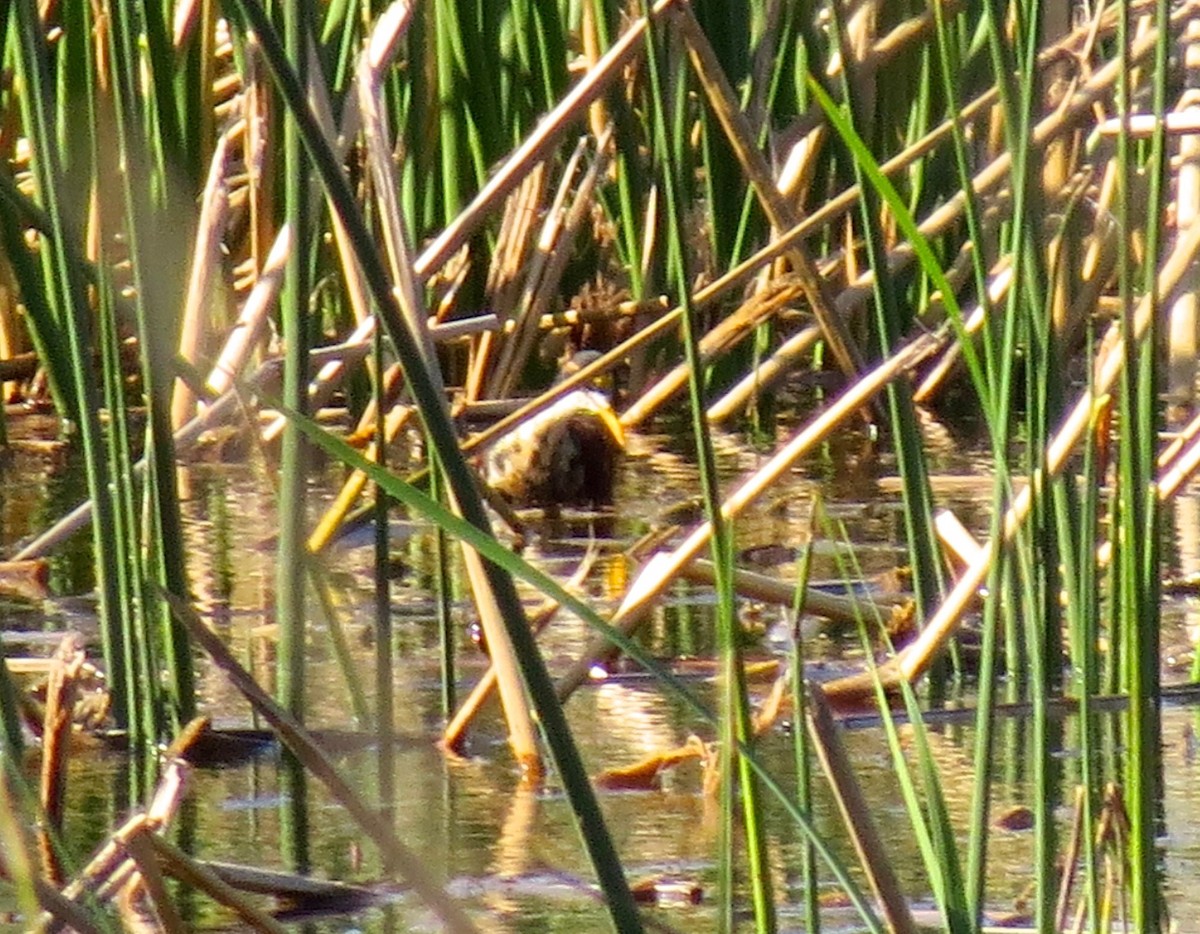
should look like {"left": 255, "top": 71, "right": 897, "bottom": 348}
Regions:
{"left": 1119, "top": 0, "right": 1168, "bottom": 926}
{"left": 800, "top": 72, "right": 991, "bottom": 419}
{"left": 790, "top": 502, "right": 819, "bottom": 934}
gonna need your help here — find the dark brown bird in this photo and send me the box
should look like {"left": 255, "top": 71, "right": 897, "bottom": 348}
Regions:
{"left": 483, "top": 386, "right": 625, "bottom": 506}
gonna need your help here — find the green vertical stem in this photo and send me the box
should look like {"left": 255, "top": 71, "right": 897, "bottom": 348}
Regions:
{"left": 790, "top": 508, "right": 818, "bottom": 934}
{"left": 96, "top": 257, "right": 153, "bottom": 747}
{"left": 277, "top": 0, "right": 314, "bottom": 874}
{"left": 277, "top": 0, "right": 311, "bottom": 720}
{"left": 433, "top": 0, "right": 464, "bottom": 224}
{"left": 431, "top": 451, "right": 457, "bottom": 718}
{"left": 140, "top": 0, "right": 186, "bottom": 188}
{"left": 586, "top": 0, "right": 647, "bottom": 297}
{"left": 1076, "top": 399, "right": 1103, "bottom": 934}
{"left": 980, "top": 2, "right": 1056, "bottom": 926}
{"left": 1122, "top": 0, "right": 1168, "bottom": 926}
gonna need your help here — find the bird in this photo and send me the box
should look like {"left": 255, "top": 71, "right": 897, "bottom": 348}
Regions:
{"left": 482, "top": 352, "right": 625, "bottom": 507}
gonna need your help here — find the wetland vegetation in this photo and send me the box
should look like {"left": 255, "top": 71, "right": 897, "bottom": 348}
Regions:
{"left": 2, "top": 0, "right": 1200, "bottom": 932}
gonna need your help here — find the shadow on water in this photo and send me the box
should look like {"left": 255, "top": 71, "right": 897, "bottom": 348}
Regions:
{"left": 6, "top": 409, "right": 1200, "bottom": 930}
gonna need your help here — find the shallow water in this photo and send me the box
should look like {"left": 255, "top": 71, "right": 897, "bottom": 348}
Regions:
{"left": 5, "top": 407, "right": 1200, "bottom": 931}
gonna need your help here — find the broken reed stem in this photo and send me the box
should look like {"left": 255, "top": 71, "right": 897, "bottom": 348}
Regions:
{"left": 494, "top": 131, "right": 612, "bottom": 399}
{"left": 442, "top": 599, "right": 561, "bottom": 753}
{"left": 118, "top": 819, "right": 188, "bottom": 934}
{"left": 37, "top": 633, "right": 86, "bottom": 885}
{"left": 37, "top": 721, "right": 202, "bottom": 933}
{"left": 914, "top": 263, "right": 1014, "bottom": 403}
{"left": 1055, "top": 787, "right": 1088, "bottom": 931}
{"left": 806, "top": 684, "right": 919, "bottom": 934}
{"left": 673, "top": 3, "right": 864, "bottom": 383}
{"left": 38, "top": 634, "right": 85, "bottom": 832}
{"left": 442, "top": 546, "right": 599, "bottom": 753}
{"left": 30, "top": 881, "right": 103, "bottom": 934}
{"left": 821, "top": 208, "right": 1200, "bottom": 705}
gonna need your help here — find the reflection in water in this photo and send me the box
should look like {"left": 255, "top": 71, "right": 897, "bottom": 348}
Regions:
{"left": 11, "top": 424, "right": 1200, "bottom": 929}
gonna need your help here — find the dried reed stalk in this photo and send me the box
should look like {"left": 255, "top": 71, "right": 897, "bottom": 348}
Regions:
{"left": 38, "top": 634, "right": 85, "bottom": 840}
{"left": 38, "top": 720, "right": 203, "bottom": 932}
{"left": 466, "top": 166, "right": 546, "bottom": 401}
{"left": 356, "top": 20, "right": 544, "bottom": 767}
{"left": 620, "top": 280, "right": 806, "bottom": 426}
{"left": 172, "top": 132, "right": 231, "bottom": 430}
{"left": 204, "top": 225, "right": 289, "bottom": 399}
{"left": 673, "top": 5, "right": 865, "bottom": 383}
{"left": 492, "top": 133, "right": 611, "bottom": 398}
{"left": 117, "top": 818, "right": 188, "bottom": 934}
{"left": 441, "top": 548, "right": 596, "bottom": 752}
{"left": 488, "top": 136, "right": 595, "bottom": 398}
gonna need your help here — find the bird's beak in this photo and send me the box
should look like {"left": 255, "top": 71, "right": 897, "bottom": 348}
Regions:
{"left": 598, "top": 406, "right": 626, "bottom": 449}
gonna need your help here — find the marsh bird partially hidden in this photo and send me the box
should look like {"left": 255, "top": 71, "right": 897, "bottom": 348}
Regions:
{"left": 483, "top": 352, "right": 625, "bottom": 507}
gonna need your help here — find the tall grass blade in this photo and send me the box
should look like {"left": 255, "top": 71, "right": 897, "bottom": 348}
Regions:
{"left": 1120, "top": 0, "right": 1169, "bottom": 926}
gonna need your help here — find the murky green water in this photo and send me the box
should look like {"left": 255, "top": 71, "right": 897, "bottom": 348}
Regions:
{"left": 5, "top": 408, "right": 1200, "bottom": 931}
